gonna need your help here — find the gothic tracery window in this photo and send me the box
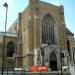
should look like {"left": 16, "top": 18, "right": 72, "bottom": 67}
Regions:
{"left": 41, "top": 13, "right": 55, "bottom": 45}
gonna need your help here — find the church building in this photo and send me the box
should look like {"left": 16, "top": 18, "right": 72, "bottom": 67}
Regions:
{"left": 0, "top": 0, "right": 75, "bottom": 73}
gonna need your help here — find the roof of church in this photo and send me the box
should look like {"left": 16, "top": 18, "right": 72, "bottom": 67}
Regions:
{"left": 66, "top": 28, "right": 74, "bottom": 36}
{"left": 40, "top": 1, "right": 58, "bottom": 7}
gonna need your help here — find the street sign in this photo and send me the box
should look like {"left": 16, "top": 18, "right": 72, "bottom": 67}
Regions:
{"left": 14, "top": 68, "right": 23, "bottom": 71}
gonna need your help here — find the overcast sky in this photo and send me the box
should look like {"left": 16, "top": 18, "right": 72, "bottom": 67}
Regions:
{"left": 0, "top": 0, "right": 75, "bottom": 36}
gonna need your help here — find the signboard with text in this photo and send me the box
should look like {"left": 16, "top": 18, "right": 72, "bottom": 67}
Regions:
{"left": 30, "top": 66, "right": 48, "bottom": 72}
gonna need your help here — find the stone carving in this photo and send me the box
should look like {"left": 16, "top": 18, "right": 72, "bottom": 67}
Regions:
{"left": 34, "top": 48, "right": 42, "bottom": 65}
{"left": 37, "top": 49, "right": 42, "bottom": 65}
{"left": 44, "top": 48, "right": 49, "bottom": 64}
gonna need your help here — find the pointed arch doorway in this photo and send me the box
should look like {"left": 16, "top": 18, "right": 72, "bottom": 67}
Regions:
{"left": 49, "top": 52, "right": 58, "bottom": 71}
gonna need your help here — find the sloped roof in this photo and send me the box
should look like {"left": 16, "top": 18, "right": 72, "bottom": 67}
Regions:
{"left": 40, "top": 1, "right": 58, "bottom": 7}
{"left": 66, "top": 28, "right": 74, "bottom": 36}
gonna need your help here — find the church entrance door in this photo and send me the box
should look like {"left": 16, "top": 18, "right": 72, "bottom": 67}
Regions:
{"left": 50, "top": 61, "right": 57, "bottom": 71}
{"left": 49, "top": 52, "right": 58, "bottom": 71}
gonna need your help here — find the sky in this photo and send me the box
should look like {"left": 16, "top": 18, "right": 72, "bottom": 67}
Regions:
{"left": 0, "top": 0, "right": 75, "bottom": 36}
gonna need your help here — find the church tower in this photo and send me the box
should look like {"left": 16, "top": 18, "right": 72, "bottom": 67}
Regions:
{"left": 29, "top": 0, "right": 40, "bottom": 49}
{"left": 23, "top": 0, "right": 40, "bottom": 66}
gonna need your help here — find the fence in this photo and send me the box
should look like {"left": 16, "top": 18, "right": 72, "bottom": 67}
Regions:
{"left": 0, "top": 70, "right": 70, "bottom": 75}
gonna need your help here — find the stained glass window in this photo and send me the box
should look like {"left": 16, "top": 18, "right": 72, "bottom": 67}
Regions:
{"left": 41, "top": 13, "right": 55, "bottom": 45}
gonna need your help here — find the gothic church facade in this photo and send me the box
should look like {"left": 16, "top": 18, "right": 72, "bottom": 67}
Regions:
{"left": 0, "top": 0, "right": 75, "bottom": 72}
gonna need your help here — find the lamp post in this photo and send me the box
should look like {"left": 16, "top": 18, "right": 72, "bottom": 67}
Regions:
{"left": 2, "top": 2, "right": 8, "bottom": 75}
{"left": 3, "top": 2, "right": 8, "bottom": 35}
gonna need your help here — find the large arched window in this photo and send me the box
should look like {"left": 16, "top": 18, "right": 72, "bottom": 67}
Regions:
{"left": 41, "top": 13, "right": 55, "bottom": 45}
{"left": 6, "top": 41, "right": 15, "bottom": 57}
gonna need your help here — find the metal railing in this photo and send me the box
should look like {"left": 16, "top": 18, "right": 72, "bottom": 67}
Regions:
{"left": 0, "top": 69, "right": 70, "bottom": 75}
